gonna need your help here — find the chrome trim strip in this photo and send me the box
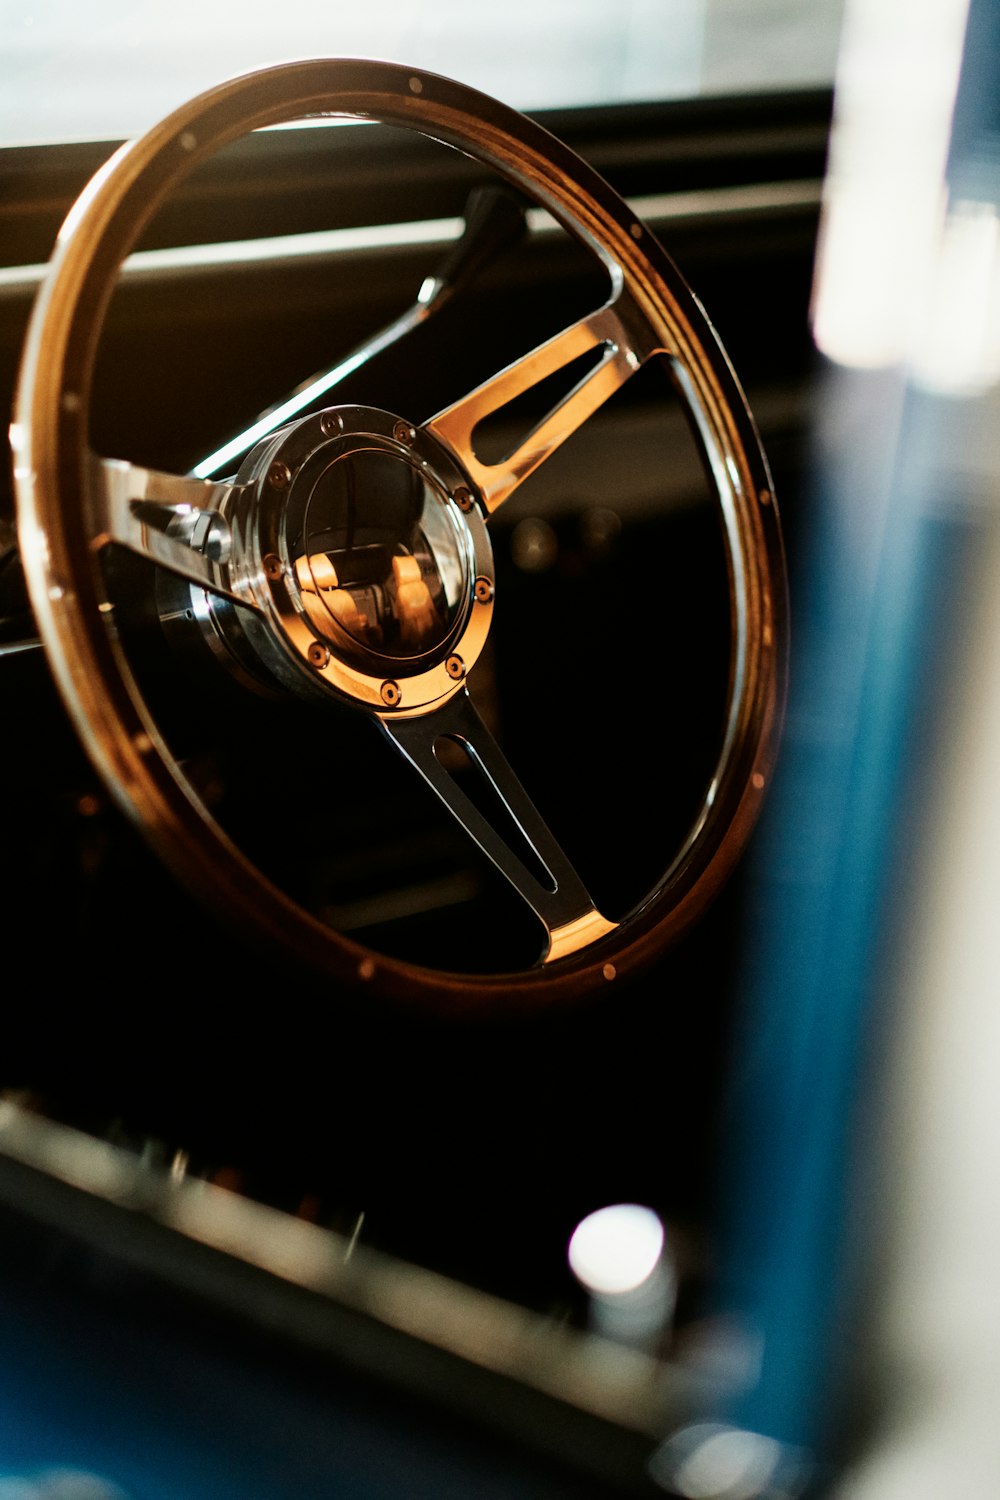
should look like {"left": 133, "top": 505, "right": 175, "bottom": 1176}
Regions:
{"left": 0, "top": 179, "right": 822, "bottom": 295}
{"left": 0, "top": 637, "right": 44, "bottom": 656}
{"left": 0, "top": 1099, "right": 684, "bottom": 1433}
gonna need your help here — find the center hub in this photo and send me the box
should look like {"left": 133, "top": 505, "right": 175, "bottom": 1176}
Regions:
{"left": 232, "top": 405, "right": 495, "bottom": 715}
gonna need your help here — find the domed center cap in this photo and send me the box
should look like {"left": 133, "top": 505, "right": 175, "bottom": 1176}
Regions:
{"left": 293, "top": 443, "right": 467, "bottom": 667}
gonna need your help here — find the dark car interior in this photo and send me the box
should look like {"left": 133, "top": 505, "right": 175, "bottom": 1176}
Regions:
{"left": 4, "top": 5, "right": 999, "bottom": 1497}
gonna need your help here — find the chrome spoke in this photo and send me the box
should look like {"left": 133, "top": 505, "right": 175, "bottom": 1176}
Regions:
{"left": 91, "top": 456, "right": 250, "bottom": 606}
{"left": 380, "top": 689, "right": 617, "bottom": 963}
{"left": 191, "top": 186, "right": 527, "bottom": 481}
{"left": 190, "top": 302, "right": 431, "bottom": 481}
{"left": 425, "top": 297, "right": 663, "bottom": 515}
{"left": 0, "top": 637, "right": 43, "bottom": 658}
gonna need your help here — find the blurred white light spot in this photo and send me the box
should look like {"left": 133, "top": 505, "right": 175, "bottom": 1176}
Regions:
{"left": 568, "top": 1203, "right": 664, "bottom": 1295}
{"left": 651, "top": 1423, "right": 790, "bottom": 1500}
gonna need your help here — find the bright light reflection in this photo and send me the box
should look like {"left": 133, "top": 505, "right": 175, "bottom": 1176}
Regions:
{"left": 913, "top": 199, "right": 1000, "bottom": 396}
{"left": 812, "top": 0, "right": 970, "bottom": 369}
{"left": 568, "top": 1203, "right": 664, "bottom": 1295}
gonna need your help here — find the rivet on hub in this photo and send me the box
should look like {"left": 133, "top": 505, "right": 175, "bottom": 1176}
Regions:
{"left": 393, "top": 420, "right": 415, "bottom": 445}
{"left": 307, "top": 640, "right": 330, "bottom": 668}
{"left": 320, "top": 411, "right": 343, "bottom": 437}
{"left": 268, "top": 460, "right": 291, "bottom": 489}
{"left": 453, "top": 486, "right": 474, "bottom": 513}
{"left": 263, "top": 553, "right": 282, "bottom": 580}
{"left": 446, "top": 654, "right": 465, "bottom": 680}
{"left": 474, "top": 577, "right": 494, "bottom": 604}
{"left": 381, "top": 679, "right": 402, "bottom": 707}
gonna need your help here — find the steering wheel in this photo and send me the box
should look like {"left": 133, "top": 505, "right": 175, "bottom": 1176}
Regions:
{"left": 11, "top": 59, "right": 786, "bottom": 1011}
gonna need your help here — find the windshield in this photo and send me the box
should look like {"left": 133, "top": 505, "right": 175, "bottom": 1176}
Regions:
{"left": 6, "top": 0, "right": 844, "bottom": 146}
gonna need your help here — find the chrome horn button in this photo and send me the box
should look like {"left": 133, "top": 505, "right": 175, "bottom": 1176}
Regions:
{"left": 234, "top": 405, "right": 496, "bottom": 714}
{"left": 291, "top": 435, "right": 468, "bottom": 663}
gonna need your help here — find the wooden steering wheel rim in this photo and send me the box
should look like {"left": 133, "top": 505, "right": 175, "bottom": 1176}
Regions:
{"left": 13, "top": 59, "right": 787, "bottom": 1012}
